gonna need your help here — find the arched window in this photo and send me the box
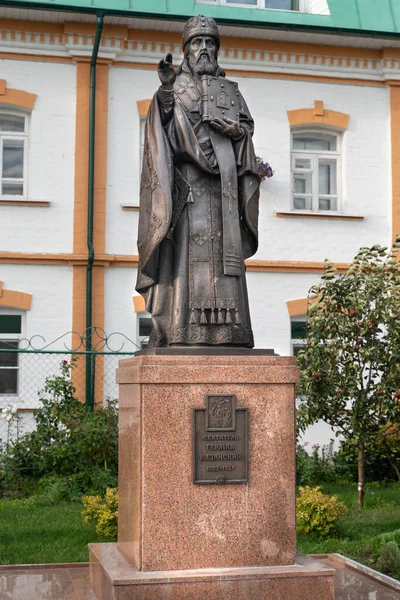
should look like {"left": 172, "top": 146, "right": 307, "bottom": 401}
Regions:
{"left": 291, "top": 129, "right": 341, "bottom": 213}
{"left": 0, "top": 111, "right": 29, "bottom": 199}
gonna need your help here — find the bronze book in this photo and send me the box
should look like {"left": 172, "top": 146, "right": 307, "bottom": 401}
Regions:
{"left": 201, "top": 75, "right": 240, "bottom": 123}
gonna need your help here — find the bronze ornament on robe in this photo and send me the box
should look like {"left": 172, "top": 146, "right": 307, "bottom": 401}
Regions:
{"left": 136, "top": 16, "right": 261, "bottom": 347}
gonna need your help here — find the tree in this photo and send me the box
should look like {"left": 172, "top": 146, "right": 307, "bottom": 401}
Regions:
{"left": 297, "top": 238, "right": 400, "bottom": 508}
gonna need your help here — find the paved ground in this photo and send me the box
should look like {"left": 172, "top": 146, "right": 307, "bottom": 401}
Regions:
{"left": 0, "top": 556, "right": 399, "bottom": 599}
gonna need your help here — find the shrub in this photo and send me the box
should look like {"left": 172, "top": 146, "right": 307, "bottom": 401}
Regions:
{"left": 82, "top": 487, "right": 118, "bottom": 539}
{"left": 372, "top": 529, "right": 400, "bottom": 557}
{"left": 336, "top": 438, "right": 399, "bottom": 485}
{"left": 296, "top": 441, "right": 340, "bottom": 487}
{"left": 296, "top": 486, "right": 347, "bottom": 537}
{"left": 376, "top": 541, "right": 400, "bottom": 577}
{"left": 2, "top": 360, "right": 118, "bottom": 499}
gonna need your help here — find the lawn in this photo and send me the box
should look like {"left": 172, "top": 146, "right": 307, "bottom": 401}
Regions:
{"left": 297, "top": 481, "right": 400, "bottom": 575}
{"left": 0, "top": 498, "right": 113, "bottom": 565}
{"left": 0, "top": 482, "right": 399, "bottom": 569}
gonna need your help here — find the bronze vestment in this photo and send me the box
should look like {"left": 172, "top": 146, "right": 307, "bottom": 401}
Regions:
{"left": 136, "top": 64, "right": 260, "bottom": 347}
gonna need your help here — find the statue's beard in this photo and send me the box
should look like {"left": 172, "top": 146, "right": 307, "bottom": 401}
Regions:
{"left": 189, "top": 53, "right": 217, "bottom": 76}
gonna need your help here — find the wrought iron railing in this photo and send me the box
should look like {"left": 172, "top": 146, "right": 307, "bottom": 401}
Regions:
{"left": 0, "top": 327, "right": 139, "bottom": 451}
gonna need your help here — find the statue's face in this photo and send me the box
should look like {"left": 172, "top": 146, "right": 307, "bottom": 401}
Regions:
{"left": 187, "top": 35, "right": 218, "bottom": 75}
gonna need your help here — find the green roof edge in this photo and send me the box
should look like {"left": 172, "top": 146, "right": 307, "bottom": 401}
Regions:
{"left": 2, "top": 0, "right": 400, "bottom": 39}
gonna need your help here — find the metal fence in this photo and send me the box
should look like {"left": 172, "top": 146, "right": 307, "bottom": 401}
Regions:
{"left": 0, "top": 328, "right": 139, "bottom": 449}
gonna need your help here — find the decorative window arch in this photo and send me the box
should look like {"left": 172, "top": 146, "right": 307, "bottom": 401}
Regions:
{"left": 0, "top": 281, "right": 32, "bottom": 311}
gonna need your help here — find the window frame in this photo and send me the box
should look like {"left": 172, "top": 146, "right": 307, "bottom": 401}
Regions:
{"left": 291, "top": 127, "right": 342, "bottom": 214}
{"left": 0, "top": 310, "right": 24, "bottom": 398}
{"left": 197, "top": 0, "right": 309, "bottom": 11}
{"left": 0, "top": 110, "right": 29, "bottom": 201}
{"left": 137, "top": 313, "right": 151, "bottom": 349}
{"left": 291, "top": 316, "right": 307, "bottom": 357}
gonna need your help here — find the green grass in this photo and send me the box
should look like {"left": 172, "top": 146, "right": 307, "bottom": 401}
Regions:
{"left": 1, "top": 482, "right": 399, "bottom": 569}
{"left": 297, "top": 482, "right": 400, "bottom": 573}
{"left": 0, "top": 498, "right": 113, "bottom": 565}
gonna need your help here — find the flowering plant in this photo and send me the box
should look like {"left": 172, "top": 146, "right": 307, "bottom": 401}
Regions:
{"left": 256, "top": 157, "right": 274, "bottom": 181}
{"left": 2, "top": 405, "right": 19, "bottom": 423}
{"left": 1, "top": 360, "right": 118, "bottom": 499}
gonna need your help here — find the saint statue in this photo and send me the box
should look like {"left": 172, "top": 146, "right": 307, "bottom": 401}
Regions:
{"left": 136, "top": 15, "right": 260, "bottom": 347}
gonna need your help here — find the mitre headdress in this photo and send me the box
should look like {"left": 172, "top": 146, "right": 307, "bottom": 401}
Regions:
{"left": 182, "top": 15, "right": 220, "bottom": 50}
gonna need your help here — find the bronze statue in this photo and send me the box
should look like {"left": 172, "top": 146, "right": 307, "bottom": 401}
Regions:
{"left": 136, "top": 16, "right": 260, "bottom": 347}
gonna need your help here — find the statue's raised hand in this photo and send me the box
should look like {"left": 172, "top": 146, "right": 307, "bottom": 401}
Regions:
{"left": 158, "top": 53, "right": 176, "bottom": 90}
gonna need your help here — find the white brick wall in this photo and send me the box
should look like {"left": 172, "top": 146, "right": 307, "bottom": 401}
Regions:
{"left": 107, "top": 67, "right": 392, "bottom": 265}
{"left": 0, "top": 264, "right": 72, "bottom": 340}
{"left": 0, "top": 59, "right": 76, "bottom": 253}
{"left": 104, "top": 267, "right": 139, "bottom": 352}
{"left": 0, "top": 264, "right": 73, "bottom": 412}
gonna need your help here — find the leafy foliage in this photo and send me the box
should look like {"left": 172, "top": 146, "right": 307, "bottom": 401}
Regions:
{"left": 297, "top": 238, "right": 400, "bottom": 505}
{"left": 82, "top": 487, "right": 118, "bottom": 539}
{"left": 296, "top": 442, "right": 341, "bottom": 486}
{"left": 336, "top": 430, "right": 400, "bottom": 484}
{"left": 1, "top": 360, "right": 118, "bottom": 499}
{"left": 372, "top": 529, "right": 400, "bottom": 557}
{"left": 376, "top": 541, "right": 400, "bottom": 577}
{"left": 296, "top": 486, "right": 347, "bottom": 537}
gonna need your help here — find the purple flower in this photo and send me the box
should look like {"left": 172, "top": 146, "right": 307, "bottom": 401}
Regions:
{"left": 256, "top": 157, "right": 274, "bottom": 181}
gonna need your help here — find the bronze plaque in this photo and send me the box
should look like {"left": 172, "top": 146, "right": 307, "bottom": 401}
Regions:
{"left": 193, "top": 394, "right": 248, "bottom": 484}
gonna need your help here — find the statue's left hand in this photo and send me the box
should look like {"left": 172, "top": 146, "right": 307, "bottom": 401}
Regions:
{"left": 210, "top": 117, "right": 243, "bottom": 139}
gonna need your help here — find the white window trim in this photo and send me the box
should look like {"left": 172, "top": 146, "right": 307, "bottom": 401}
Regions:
{"left": 291, "top": 127, "right": 342, "bottom": 214}
{"left": 0, "top": 309, "right": 25, "bottom": 400}
{"left": 291, "top": 315, "right": 307, "bottom": 357}
{"left": 137, "top": 312, "right": 151, "bottom": 349}
{"left": 197, "top": 0, "right": 309, "bottom": 12}
{"left": 0, "top": 110, "right": 29, "bottom": 201}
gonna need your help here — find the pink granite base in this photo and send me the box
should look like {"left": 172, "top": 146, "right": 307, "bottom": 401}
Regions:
{"left": 89, "top": 543, "right": 335, "bottom": 600}
{"left": 116, "top": 354, "right": 300, "bottom": 573}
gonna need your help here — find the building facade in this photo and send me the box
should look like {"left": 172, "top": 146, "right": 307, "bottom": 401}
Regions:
{"left": 0, "top": 0, "right": 399, "bottom": 445}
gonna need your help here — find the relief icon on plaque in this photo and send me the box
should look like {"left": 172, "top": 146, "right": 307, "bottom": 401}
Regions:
{"left": 193, "top": 394, "right": 248, "bottom": 484}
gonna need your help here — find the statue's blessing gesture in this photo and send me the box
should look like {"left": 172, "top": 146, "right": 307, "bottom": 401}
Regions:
{"left": 136, "top": 16, "right": 261, "bottom": 347}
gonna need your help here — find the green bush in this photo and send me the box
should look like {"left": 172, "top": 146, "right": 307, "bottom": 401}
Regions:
{"left": 296, "top": 441, "right": 346, "bottom": 486}
{"left": 296, "top": 486, "right": 347, "bottom": 537}
{"left": 372, "top": 529, "right": 400, "bottom": 557}
{"left": 2, "top": 360, "right": 118, "bottom": 499}
{"left": 376, "top": 541, "right": 400, "bottom": 577}
{"left": 336, "top": 438, "right": 399, "bottom": 485}
{"left": 82, "top": 487, "right": 118, "bottom": 539}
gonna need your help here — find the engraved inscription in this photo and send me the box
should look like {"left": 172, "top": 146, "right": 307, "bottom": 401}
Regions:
{"left": 193, "top": 394, "right": 248, "bottom": 484}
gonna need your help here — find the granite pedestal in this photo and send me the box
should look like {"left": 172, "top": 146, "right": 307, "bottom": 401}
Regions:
{"left": 90, "top": 352, "right": 335, "bottom": 599}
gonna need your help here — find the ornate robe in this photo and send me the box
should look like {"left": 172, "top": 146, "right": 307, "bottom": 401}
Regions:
{"left": 136, "top": 64, "right": 260, "bottom": 347}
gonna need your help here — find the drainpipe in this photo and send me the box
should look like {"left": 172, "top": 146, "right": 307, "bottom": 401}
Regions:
{"left": 86, "top": 12, "right": 105, "bottom": 410}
